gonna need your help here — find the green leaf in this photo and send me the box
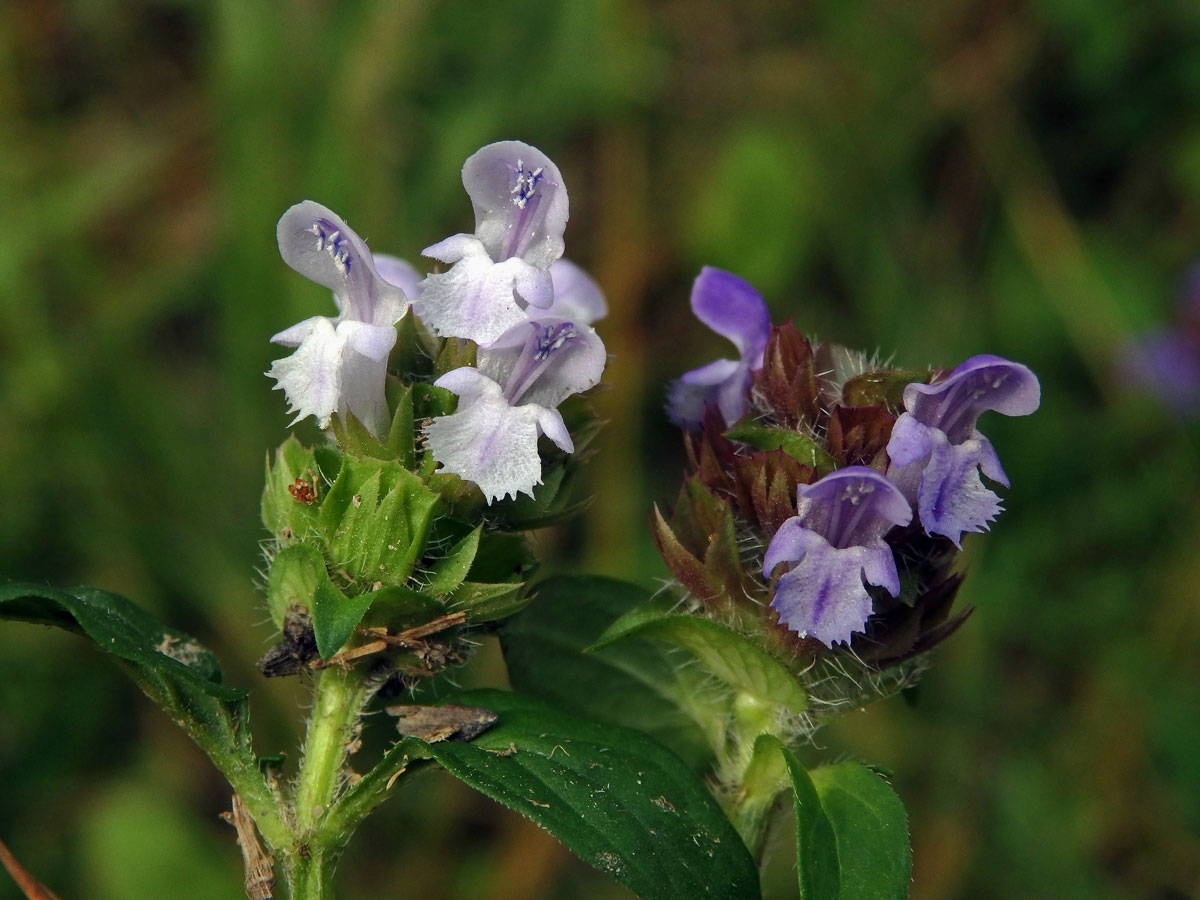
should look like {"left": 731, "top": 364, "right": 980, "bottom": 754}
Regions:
{"left": 330, "top": 409, "right": 392, "bottom": 460}
{"left": 808, "top": 763, "right": 910, "bottom": 900}
{"left": 424, "top": 526, "right": 481, "bottom": 595}
{"left": 385, "top": 384, "right": 417, "bottom": 469}
{"left": 489, "top": 463, "right": 592, "bottom": 529}
{"left": 320, "top": 457, "right": 440, "bottom": 584}
{"left": 388, "top": 312, "right": 437, "bottom": 383}
{"left": 432, "top": 335, "right": 478, "bottom": 378}
{"left": 732, "top": 733, "right": 793, "bottom": 855}
{"left": 449, "top": 580, "right": 528, "bottom": 623}
{"left": 261, "top": 436, "right": 326, "bottom": 538}
{"left": 592, "top": 598, "right": 808, "bottom": 716}
{"left": 725, "top": 423, "right": 837, "bottom": 474}
{"left": 0, "top": 583, "right": 286, "bottom": 847}
{"left": 501, "top": 576, "right": 718, "bottom": 767}
{"left": 311, "top": 578, "right": 374, "bottom": 660}
{"left": 265, "top": 542, "right": 325, "bottom": 627}
{"left": 386, "top": 690, "right": 760, "bottom": 900}
{"left": 469, "top": 531, "right": 536, "bottom": 582}
{"left": 361, "top": 584, "right": 443, "bottom": 630}
{"left": 780, "top": 745, "right": 911, "bottom": 900}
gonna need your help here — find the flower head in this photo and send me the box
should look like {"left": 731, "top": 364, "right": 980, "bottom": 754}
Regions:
{"left": 763, "top": 467, "right": 912, "bottom": 646}
{"left": 425, "top": 318, "right": 606, "bottom": 501}
{"left": 416, "top": 142, "right": 569, "bottom": 345}
{"left": 667, "top": 267, "right": 770, "bottom": 428}
{"left": 886, "top": 354, "right": 1040, "bottom": 546}
{"left": 268, "top": 201, "right": 410, "bottom": 437}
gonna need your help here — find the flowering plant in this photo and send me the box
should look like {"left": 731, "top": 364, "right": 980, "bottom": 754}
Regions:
{"left": 0, "top": 143, "right": 1038, "bottom": 900}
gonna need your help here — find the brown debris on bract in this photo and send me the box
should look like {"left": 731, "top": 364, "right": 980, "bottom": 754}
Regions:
{"left": 386, "top": 704, "right": 499, "bottom": 743}
{"left": 287, "top": 470, "right": 319, "bottom": 505}
{"left": 255, "top": 605, "right": 318, "bottom": 677}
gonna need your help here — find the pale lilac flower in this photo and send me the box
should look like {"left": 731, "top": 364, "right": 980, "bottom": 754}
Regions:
{"left": 373, "top": 255, "right": 424, "bottom": 300}
{"left": 763, "top": 467, "right": 912, "bottom": 646}
{"left": 425, "top": 318, "right": 606, "bottom": 502}
{"left": 544, "top": 258, "right": 607, "bottom": 324}
{"left": 416, "top": 141, "right": 569, "bottom": 345}
{"left": 667, "top": 267, "right": 770, "bottom": 428}
{"left": 268, "top": 201, "right": 410, "bottom": 438}
{"left": 886, "top": 355, "right": 1040, "bottom": 547}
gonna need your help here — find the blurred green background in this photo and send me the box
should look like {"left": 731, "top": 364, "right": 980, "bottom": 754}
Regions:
{"left": 3, "top": 1, "right": 1200, "bottom": 898}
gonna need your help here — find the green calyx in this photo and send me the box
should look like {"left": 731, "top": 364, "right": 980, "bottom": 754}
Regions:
{"left": 261, "top": 435, "right": 537, "bottom": 671}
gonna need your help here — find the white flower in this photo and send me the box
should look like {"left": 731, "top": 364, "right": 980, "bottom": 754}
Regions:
{"left": 268, "top": 201, "right": 411, "bottom": 437}
{"left": 425, "top": 317, "right": 606, "bottom": 501}
{"left": 415, "top": 141, "right": 569, "bottom": 345}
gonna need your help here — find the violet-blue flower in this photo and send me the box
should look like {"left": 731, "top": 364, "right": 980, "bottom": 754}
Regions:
{"left": 667, "top": 266, "right": 770, "bottom": 428}
{"left": 886, "top": 354, "right": 1040, "bottom": 546}
{"left": 424, "top": 317, "right": 606, "bottom": 502}
{"left": 1118, "top": 264, "right": 1200, "bottom": 416}
{"left": 1119, "top": 331, "right": 1200, "bottom": 415}
{"left": 268, "top": 201, "right": 410, "bottom": 438}
{"left": 416, "top": 141, "right": 569, "bottom": 345}
{"left": 763, "top": 467, "right": 912, "bottom": 646}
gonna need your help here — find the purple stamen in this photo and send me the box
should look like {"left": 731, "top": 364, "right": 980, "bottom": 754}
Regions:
{"left": 831, "top": 480, "right": 876, "bottom": 549}
{"left": 500, "top": 160, "right": 555, "bottom": 260}
{"left": 311, "top": 218, "right": 352, "bottom": 275}
{"left": 503, "top": 321, "right": 580, "bottom": 404}
{"left": 510, "top": 159, "right": 545, "bottom": 209}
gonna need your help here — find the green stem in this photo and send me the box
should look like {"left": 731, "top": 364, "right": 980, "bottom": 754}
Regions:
{"left": 295, "top": 666, "right": 368, "bottom": 834}
{"left": 124, "top": 666, "right": 291, "bottom": 850}
{"left": 280, "top": 665, "right": 369, "bottom": 899}
{"left": 286, "top": 845, "right": 339, "bottom": 900}
{"left": 720, "top": 694, "right": 789, "bottom": 859}
{"left": 222, "top": 763, "right": 290, "bottom": 852}
{"left": 727, "top": 767, "right": 785, "bottom": 858}
{"left": 326, "top": 740, "right": 433, "bottom": 837}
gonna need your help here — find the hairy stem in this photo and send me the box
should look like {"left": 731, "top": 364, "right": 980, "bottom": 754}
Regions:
{"left": 286, "top": 844, "right": 339, "bottom": 900}
{"left": 296, "top": 666, "right": 368, "bottom": 832}
{"left": 720, "top": 693, "right": 790, "bottom": 859}
{"left": 283, "top": 665, "right": 371, "bottom": 899}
